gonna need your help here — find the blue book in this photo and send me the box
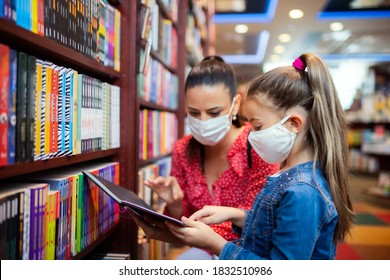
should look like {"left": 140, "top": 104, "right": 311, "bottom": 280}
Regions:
{"left": 8, "top": 49, "right": 17, "bottom": 165}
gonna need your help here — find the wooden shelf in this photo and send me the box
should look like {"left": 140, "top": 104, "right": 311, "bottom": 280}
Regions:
{"left": 0, "top": 149, "right": 120, "bottom": 180}
{"left": 365, "top": 187, "right": 390, "bottom": 200}
{"left": 139, "top": 154, "right": 172, "bottom": 167}
{"left": 0, "top": 19, "right": 120, "bottom": 82}
{"left": 140, "top": 39, "right": 177, "bottom": 74}
{"left": 139, "top": 99, "right": 177, "bottom": 113}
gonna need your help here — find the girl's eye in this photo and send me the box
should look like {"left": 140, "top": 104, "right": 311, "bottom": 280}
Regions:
{"left": 253, "top": 125, "right": 262, "bottom": 131}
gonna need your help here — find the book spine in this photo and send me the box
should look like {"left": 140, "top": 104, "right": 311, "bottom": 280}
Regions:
{"left": 26, "top": 55, "right": 37, "bottom": 162}
{"left": 0, "top": 44, "right": 10, "bottom": 166}
{"left": 8, "top": 49, "right": 17, "bottom": 165}
{"left": 16, "top": 52, "right": 28, "bottom": 163}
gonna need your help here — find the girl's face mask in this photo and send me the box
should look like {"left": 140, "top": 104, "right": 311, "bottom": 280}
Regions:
{"left": 188, "top": 98, "right": 236, "bottom": 146}
{"left": 248, "top": 115, "right": 297, "bottom": 164}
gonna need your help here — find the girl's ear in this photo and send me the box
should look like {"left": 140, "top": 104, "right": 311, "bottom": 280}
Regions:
{"left": 286, "top": 115, "right": 303, "bottom": 133}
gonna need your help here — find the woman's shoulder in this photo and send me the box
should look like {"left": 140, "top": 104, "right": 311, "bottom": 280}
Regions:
{"left": 173, "top": 134, "right": 192, "bottom": 154}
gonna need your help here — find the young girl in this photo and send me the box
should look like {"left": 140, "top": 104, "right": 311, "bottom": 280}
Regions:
{"left": 135, "top": 56, "right": 279, "bottom": 259}
{"left": 167, "top": 53, "right": 354, "bottom": 260}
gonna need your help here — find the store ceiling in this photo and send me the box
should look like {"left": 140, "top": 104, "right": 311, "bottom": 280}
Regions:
{"left": 213, "top": 0, "right": 390, "bottom": 77}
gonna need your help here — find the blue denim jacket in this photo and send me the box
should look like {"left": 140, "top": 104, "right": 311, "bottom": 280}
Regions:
{"left": 219, "top": 161, "right": 338, "bottom": 260}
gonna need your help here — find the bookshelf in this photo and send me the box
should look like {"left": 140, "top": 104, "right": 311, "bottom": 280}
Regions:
{"left": 0, "top": 0, "right": 214, "bottom": 260}
{"left": 0, "top": 0, "right": 138, "bottom": 260}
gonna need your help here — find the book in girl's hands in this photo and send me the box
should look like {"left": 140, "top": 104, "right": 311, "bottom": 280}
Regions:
{"left": 82, "top": 171, "right": 184, "bottom": 227}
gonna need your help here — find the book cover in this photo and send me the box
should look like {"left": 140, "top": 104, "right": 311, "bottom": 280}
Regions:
{"left": 26, "top": 55, "right": 37, "bottom": 162}
{"left": 7, "top": 48, "right": 17, "bottom": 165}
{"left": 0, "top": 44, "right": 9, "bottom": 166}
{"left": 82, "top": 171, "right": 184, "bottom": 227}
{"left": 16, "top": 52, "right": 28, "bottom": 163}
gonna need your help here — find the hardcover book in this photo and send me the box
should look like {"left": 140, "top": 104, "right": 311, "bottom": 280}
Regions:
{"left": 82, "top": 171, "right": 184, "bottom": 227}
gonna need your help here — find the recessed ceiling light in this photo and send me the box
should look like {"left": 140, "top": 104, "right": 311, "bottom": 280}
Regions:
{"left": 273, "top": 45, "right": 285, "bottom": 54}
{"left": 278, "top": 33, "right": 291, "bottom": 43}
{"left": 235, "top": 24, "right": 249, "bottom": 34}
{"left": 289, "top": 9, "right": 304, "bottom": 19}
{"left": 330, "top": 22, "right": 344, "bottom": 32}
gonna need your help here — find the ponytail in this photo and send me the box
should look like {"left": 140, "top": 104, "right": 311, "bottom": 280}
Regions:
{"left": 300, "top": 53, "right": 353, "bottom": 241}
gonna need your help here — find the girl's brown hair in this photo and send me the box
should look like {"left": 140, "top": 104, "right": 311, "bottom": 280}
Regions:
{"left": 246, "top": 53, "right": 353, "bottom": 241}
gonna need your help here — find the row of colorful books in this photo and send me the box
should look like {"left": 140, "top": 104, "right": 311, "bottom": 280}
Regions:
{"left": 0, "top": 162, "right": 120, "bottom": 260}
{"left": 0, "top": 44, "right": 120, "bottom": 166}
{"left": 0, "top": 0, "right": 121, "bottom": 71}
{"left": 137, "top": 157, "right": 172, "bottom": 259}
{"left": 139, "top": 109, "right": 178, "bottom": 160}
{"left": 138, "top": 57, "right": 179, "bottom": 109}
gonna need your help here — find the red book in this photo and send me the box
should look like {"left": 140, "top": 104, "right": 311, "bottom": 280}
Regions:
{"left": 0, "top": 44, "right": 10, "bottom": 166}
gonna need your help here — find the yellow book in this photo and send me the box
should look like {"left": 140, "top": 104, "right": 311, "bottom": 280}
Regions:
{"left": 114, "top": 9, "right": 121, "bottom": 71}
{"left": 31, "top": 0, "right": 38, "bottom": 34}
{"left": 143, "top": 109, "right": 148, "bottom": 160}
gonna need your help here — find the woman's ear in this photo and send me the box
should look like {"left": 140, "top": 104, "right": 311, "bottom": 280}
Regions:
{"left": 233, "top": 94, "right": 241, "bottom": 116}
{"left": 287, "top": 115, "right": 303, "bottom": 133}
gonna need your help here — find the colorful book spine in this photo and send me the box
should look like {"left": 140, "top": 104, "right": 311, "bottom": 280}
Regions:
{"left": 0, "top": 44, "right": 10, "bottom": 166}
{"left": 26, "top": 55, "right": 37, "bottom": 162}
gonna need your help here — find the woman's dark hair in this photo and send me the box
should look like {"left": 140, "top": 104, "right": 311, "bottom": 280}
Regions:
{"left": 185, "top": 56, "right": 243, "bottom": 167}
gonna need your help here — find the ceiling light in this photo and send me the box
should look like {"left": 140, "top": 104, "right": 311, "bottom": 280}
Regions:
{"left": 330, "top": 22, "right": 344, "bottom": 32}
{"left": 273, "top": 45, "right": 285, "bottom": 54}
{"left": 289, "top": 9, "right": 304, "bottom": 19}
{"left": 235, "top": 24, "right": 249, "bottom": 34}
{"left": 278, "top": 33, "right": 291, "bottom": 43}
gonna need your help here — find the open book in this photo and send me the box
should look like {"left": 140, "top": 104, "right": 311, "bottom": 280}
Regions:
{"left": 82, "top": 171, "right": 184, "bottom": 227}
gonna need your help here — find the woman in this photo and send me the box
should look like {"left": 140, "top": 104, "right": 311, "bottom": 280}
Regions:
{"left": 138, "top": 56, "right": 279, "bottom": 259}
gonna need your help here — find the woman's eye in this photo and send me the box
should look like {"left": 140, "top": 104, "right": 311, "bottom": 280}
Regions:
{"left": 189, "top": 111, "right": 200, "bottom": 116}
{"left": 209, "top": 112, "right": 221, "bottom": 117}
{"left": 253, "top": 126, "right": 262, "bottom": 131}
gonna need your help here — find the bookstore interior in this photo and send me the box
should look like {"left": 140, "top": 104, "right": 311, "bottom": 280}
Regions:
{"left": 0, "top": 0, "right": 389, "bottom": 260}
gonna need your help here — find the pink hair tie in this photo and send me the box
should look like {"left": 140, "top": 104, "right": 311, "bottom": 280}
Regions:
{"left": 292, "top": 57, "right": 306, "bottom": 71}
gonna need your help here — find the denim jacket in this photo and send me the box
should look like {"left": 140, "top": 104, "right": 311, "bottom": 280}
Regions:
{"left": 219, "top": 161, "right": 338, "bottom": 260}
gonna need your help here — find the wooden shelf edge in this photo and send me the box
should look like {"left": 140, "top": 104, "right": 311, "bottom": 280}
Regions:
{"left": 0, "top": 19, "right": 120, "bottom": 81}
{"left": 140, "top": 39, "right": 177, "bottom": 74}
{"left": 139, "top": 154, "right": 172, "bottom": 167}
{"left": 139, "top": 99, "right": 178, "bottom": 113}
{"left": 0, "top": 148, "right": 120, "bottom": 179}
{"left": 365, "top": 187, "right": 390, "bottom": 200}
{"left": 72, "top": 222, "right": 121, "bottom": 260}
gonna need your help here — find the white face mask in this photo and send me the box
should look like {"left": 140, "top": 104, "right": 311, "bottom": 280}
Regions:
{"left": 248, "top": 115, "right": 296, "bottom": 164}
{"left": 188, "top": 98, "right": 236, "bottom": 146}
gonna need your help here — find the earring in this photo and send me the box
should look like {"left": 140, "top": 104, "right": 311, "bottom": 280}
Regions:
{"left": 232, "top": 115, "right": 237, "bottom": 121}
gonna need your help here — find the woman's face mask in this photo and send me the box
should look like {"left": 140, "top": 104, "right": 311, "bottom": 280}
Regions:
{"left": 188, "top": 97, "right": 236, "bottom": 146}
{"left": 248, "top": 115, "right": 297, "bottom": 164}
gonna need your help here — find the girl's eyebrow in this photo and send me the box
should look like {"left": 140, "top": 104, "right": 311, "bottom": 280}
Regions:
{"left": 248, "top": 117, "right": 261, "bottom": 122}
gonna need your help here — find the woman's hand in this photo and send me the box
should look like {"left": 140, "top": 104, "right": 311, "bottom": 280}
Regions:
{"left": 144, "top": 176, "right": 184, "bottom": 218}
{"left": 128, "top": 211, "right": 185, "bottom": 245}
{"left": 166, "top": 217, "right": 227, "bottom": 256}
{"left": 189, "top": 206, "right": 247, "bottom": 228}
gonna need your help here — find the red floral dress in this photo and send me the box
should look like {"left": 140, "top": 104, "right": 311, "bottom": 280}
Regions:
{"left": 168, "top": 124, "right": 280, "bottom": 241}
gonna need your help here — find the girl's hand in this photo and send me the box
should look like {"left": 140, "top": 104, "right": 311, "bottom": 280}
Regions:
{"left": 128, "top": 211, "right": 185, "bottom": 245}
{"left": 144, "top": 176, "right": 184, "bottom": 218}
{"left": 189, "top": 206, "right": 247, "bottom": 228}
{"left": 166, "top": 217, "right": 227, "bottom": 256}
